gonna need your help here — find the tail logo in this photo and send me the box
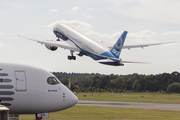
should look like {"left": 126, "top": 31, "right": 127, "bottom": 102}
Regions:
{"left": 112, "top": 36, "right": 123, "bottom": 57}
{"left": 116, "top": 37, "right": 123, "bottom": 49}
{"left": 110, "top": 31, "right": 127, "bottom": 58}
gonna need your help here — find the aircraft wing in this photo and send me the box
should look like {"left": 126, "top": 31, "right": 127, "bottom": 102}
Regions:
{"left": 18, "top": 35, "right": 80, "bottom": 52}
{"left": 102, "top": 41, "right": 176, "bottom": 50}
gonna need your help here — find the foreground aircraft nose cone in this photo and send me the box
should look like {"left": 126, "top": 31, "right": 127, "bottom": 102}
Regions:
{"left": 71, "top": 93, "right": 78, "bottom": 106}
{"left": 64, "top": 92, "right": 78, "bottom": 109}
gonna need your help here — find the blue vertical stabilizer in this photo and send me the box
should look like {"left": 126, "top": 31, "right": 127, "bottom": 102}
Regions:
{"left": 110, "top": 31, "right": 128, "bottom": 58}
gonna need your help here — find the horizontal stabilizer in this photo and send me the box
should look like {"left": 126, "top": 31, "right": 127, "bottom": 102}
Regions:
{"left": 122, "top": 61, "right": 151, "bottom": 64}
{"left": 97, "top": 59, "right": 124, "bottom": 66}
{"left": 97, "top": 59, "right": 151, "bottom": 66}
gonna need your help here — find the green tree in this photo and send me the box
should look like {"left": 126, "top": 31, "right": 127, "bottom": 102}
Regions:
{"left": 132, "top": 80, "right": 139, "bottom": 90}
{"left": 144, "top": 80, "right": 152, "bottom": 92}
{"left": 167, "top": 82, "right": 180, "bottom": 93}
{"left": 60, "top": 78, "right": 68, "bottom": 85}
{"left": 136, "top": 83, "right": 142, "bottom": 92}
{"left": 115, "top": 77, "right": 125, "bottom": 90}
{"left": 95, "top": 76, "right": 110, "bottom": 89}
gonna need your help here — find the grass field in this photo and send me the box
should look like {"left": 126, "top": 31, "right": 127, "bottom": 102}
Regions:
{"left": 20, "top": 93, "right": 180, "bottom": 120}
{"left": 77, "top": 92, "right": 180, "bottom": 104}
{"left": 21, "top": 105, "right": 180, "bottom": 120}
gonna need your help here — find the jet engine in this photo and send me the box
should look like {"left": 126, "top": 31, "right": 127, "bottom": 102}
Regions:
{"left": 45, "top": 44, "right": 58, "bottom": 51}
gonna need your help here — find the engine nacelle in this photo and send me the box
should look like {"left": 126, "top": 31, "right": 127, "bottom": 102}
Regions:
{"left": 45, "top": 44, "right": 58, "bottom": 51}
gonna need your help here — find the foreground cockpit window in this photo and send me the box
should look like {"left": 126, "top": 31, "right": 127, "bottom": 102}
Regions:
{"left": 47, "top": 77, "right": 61, "bottom": 85}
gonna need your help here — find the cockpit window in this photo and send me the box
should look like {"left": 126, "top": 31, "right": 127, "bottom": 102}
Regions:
{"left": 47, "top": 77, "right": 61, "bottom": 85}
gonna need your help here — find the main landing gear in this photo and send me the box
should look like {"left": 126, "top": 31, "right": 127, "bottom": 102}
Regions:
{"left": 57, "top": 38, "right": 60, "bottom": 41}
{"left": 68, "top": 50, "right": 76, "bottom": 60}
{"left": 68, "top": 55, "right": 76, "bottom": 60}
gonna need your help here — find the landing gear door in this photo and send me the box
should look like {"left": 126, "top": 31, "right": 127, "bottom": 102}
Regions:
{"left": 15, "top": 71, "right": 27, "bottom": 91}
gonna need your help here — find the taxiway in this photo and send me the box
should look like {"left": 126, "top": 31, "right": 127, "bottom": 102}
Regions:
{"left": 77, "top": 101, "right": 180, "bottom": 111}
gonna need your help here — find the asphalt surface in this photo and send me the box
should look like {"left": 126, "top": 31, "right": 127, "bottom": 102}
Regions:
{"left": 77, "top": 101, "right": 180, "bottom": 111}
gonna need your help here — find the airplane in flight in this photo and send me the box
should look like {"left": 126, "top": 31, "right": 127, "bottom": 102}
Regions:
{"left": 19, "top": 23, "right": 175, "bottom": 66}
{"left": 0, "top": 62, "right": 78, "bottom": 119}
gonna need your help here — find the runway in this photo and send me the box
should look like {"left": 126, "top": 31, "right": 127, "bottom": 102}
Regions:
{"left": 77, "top": 101, "right": 180, "bottom": 111}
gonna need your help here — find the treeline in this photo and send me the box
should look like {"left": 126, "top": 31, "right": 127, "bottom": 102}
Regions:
{"left": 52, "top": 71, "right": 180, "bottom": 93}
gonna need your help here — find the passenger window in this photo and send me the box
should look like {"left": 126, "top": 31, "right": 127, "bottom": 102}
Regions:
{"left": 47, "top": 77, "right": 61, "bottom": 85}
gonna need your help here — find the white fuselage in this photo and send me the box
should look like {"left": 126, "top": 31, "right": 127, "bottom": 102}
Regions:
{"left": 0, "top": 62, "right": 78, "bottom": 114}
{"left": 53, "top": 23, "right": 115, "bottom": 60}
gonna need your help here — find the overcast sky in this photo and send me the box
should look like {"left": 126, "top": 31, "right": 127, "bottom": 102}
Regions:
{"left": 0, "top": 0, "right": 179, "bottom": 75}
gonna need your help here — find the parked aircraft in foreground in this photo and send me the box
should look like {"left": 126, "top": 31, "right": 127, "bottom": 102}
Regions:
{"left": 19, "top": 23, "right": 175, "bottom": 66}
{"left": 0, "top": 62, "right": 78, "bottom": 119}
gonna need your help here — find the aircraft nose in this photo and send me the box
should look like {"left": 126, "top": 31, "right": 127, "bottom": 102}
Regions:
{"left": 70, "top": 92, "right": 78, "bottom": 106}
{"left": 60, "top": 84, "right": 78, "bottom": 109}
